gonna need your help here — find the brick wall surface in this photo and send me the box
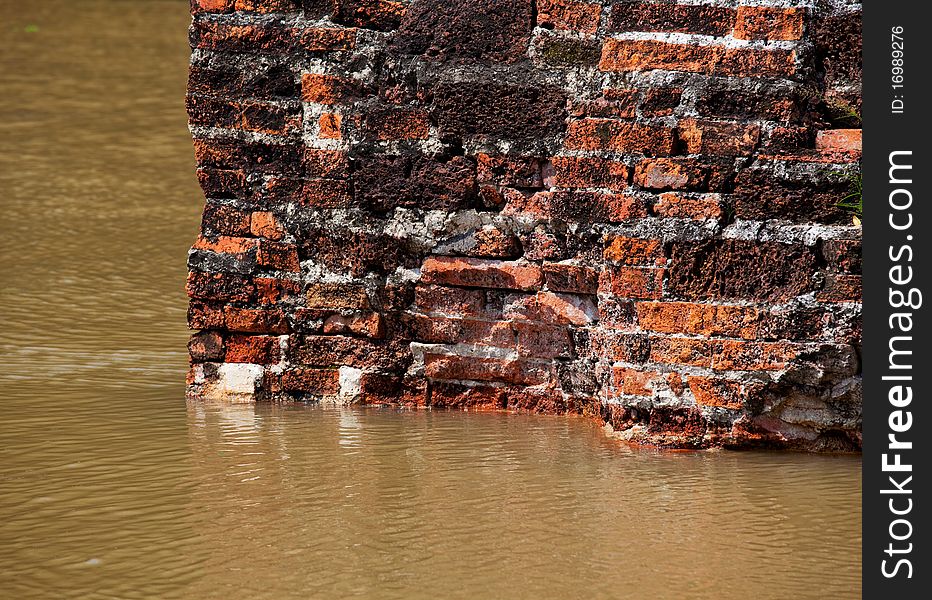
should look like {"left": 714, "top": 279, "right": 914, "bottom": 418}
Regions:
{"left": 185, "top": 0, "right": 863, "bottom": 451}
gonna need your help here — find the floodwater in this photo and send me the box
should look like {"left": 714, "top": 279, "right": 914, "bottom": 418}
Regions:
{"left": 0, "top": 1, "right": 861, "bottom": 598}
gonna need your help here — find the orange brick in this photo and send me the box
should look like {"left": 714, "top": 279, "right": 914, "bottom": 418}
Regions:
{"left": 601, "top": 266, "right": 664, "bottom": 299}
{"left": 192, "top": 235, "right": 257, "bottom": 255}
{"left": 318, "top": 113, "right": 342, "bottom": 139}
{"left": 688, "top": 376, "right": 745, "bottom": 409}
{"left": 537, "top": 0, "right": 602, "bottom": 34}
{"left": 603, "top": 236, "right": 663, "bottom": 266}
{"left": 600, "top": 39, "right": 796, "bottom": 78}
{"left": 733, "top": 6, "right": 806, "bottom": 41}
{"left": 297, "top": 27, "right": 356, "bottom": 51}
{"left": 564, "top": 118, "right": 676, "bottom": 155}
{"left": 192, "top": 0, "right": 234, "bottom": 14}
{"left": 649, "top": 336, "right": 712, "bottom": 368}
{"left": 816, "top": 129, "right": 862, "bottom": 157}
{"left": 249, "top": 212, "right": 284, "bottom": 240}
{"left": 234, "top": 0, "right": 300, "bottom": 13}
{"left": 711, "top": 340, "right": 798, "bottom": 371}
{"left": 612, "top": 366, "right": 660, "bottom": 397}
{"left": 301, "top": 73, "right": 361, "bottom": 104}
{"left": 654, "top": 193, "right": 723, "bottom": 220}
{"left": 635, "top": 302, "right": 760, "bottom": 340}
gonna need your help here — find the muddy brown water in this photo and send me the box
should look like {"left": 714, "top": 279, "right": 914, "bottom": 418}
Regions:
{"left": 0, "top": 1, "right": 860, "bottom": 598}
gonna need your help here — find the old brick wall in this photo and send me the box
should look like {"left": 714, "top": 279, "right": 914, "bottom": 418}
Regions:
{"left": 185, "top": 0, "right": 862, "bottom": 450}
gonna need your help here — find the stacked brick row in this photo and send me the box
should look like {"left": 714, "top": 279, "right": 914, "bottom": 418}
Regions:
{"left": 185, "top": 0, "right": 862, "bottom": 450}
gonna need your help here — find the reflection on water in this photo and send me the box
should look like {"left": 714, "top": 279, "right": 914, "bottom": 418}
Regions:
{"left": 0, "top": 1, "right": 861, "bottom": 599}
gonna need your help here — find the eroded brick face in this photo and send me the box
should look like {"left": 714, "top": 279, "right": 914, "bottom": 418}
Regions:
{"left": 186, "top": 0, "right": 862, "bottom": 451}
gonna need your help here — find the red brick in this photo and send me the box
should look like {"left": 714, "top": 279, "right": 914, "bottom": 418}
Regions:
{"left": 654, "top": 193, "right": 723, "bottom": 220}
{"left": 188, "top": 301, "right": 225, "bottom": 330}
{"left": 301, "top": 73, "right": 363, "bottom": 104}
{"left": 225, "top": 334, "right": 281, "bottom": 364}
{"left": 421, "top": 257, "right": 543, "bottom": 291}
{"left": 711, "top": 340, "right": 798, "bottom": 371}
{"left": 545, "top": 156, "right": 629, "bottom": 191}
{"left": 413, "top": 315, "right": 514, "bottom": 348}
{"left": 323, "top": 312, "right": 385, "bottom": 338}
{"left": 635, "top": 302, "right": 760, "bottom": 340}
{"left": 687, "top": 376, "right": 745, "bottom": 409}
{"left": 514, "top": 322, "right": 573, "bottom": 358}
{"left": 476, "top": 154, "right": 543, "bottom": 188}
{"left": 733, "top": 6, "right": 806, "bottom": 41}
{"left": 296, "top": 27, "right": 357, "bottom": 51}
{"left": 224, "top": 306, "right": 289, "bottom": 334}
{"left": 428, "top": 382, "right": 507, "bottom": 410}
{"left": 504, "top": 291, "right": 597, "bottom": 325}
{"left": 250, "top": 211, "right": 284, "bottom": 240}
{"left": 415, "top": 285, "right": 492, "bottom": 318}
{"left": 601, "top": 267, "right": 664, "bottom": 299}
{"left": 542, "top": 263, "right": 599, "bottom": 294}
{"left": 502, "top": 190, "right": 552, "bottom": 219}
{"left": 282, "top": 367, "right": 341, "bottom": 394}
{"left": 188, "top": 330, "right": 224, "bottom": 361}
{"left": 537, "top": 0, "right": 602, "bottom": 34}
{"left": 472, "top": 226, "right": 523, "bottom": 259}
{"left": 816, "top": 129, "right": 862, "bottom": 158}
{"left": 564, "top": 119, "right": 676, "bottom": 155}
{"left": 306, "top": 283, "right": 371, "bottom": 309}
{"left": 289, "top": 334, "right": 407, "bottom": 370}
{"left": 634, "top": 158, "right": 707, "bottom": 191}
{"left": 603, "top": 236, "right": 663, "bottom": 266}
{"left": 254, "top": 277, "right": 300, "bottom": 304}
{"left": 423, "top": 354, "right": 553, "bottom": 386}
{"left": 649, "top": 336, "right": 712, "bottom": 368}
{"left": 679, "top": 118, "right": 760, "bottom": 157}
{"left": 257, "top": 240, "right": 300, "bottom": 272}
